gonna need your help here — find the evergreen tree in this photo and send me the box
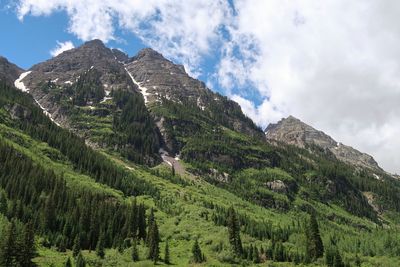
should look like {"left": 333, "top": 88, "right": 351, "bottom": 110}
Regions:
{"left": 137, "top": 204, "right": 147, "bottom": 241}
{"left": 252, "top": 246, "right": 260, "bottom": 263}
{"left": 305, "top": 213, "right": 324, "bottom": 261}
{"left": 130, "top": 199, "right": 138, "bottom": 238}
{"left": 20, "top": 221, "right": 36, "bottom": 267}
{"left": 147, "top": 212, "right": 160, "bottom": 264}
{"left": 0, "top": 190, "right": 7, "bottom": 215}
{"left": 0, "top": 220, "right": 17, "bottom": 266}
{"left": 164, "top": 239, "right": 170, "bottom": 264}
{"left": 273, "top": 241, "right": 284, "bottom": 262}
{"left": 42, "top": 194, "right": 56, "bottom": 232}
{"left": 96, "top": 232, "right": 105, "bottom": 259}
{"left": 64, "top": 257, "right": 72, "bottom": 267}
{"left": 191, "top": 239, "right": 204, "bottom": 263}
{"left": 131, "top": 239, "right": 139, "bottom": 262}
{"left": 325, "top": 246, "right": 336, "bottom": 267}
{"left": 76, "top": 252, "right": 86, "bottom": 267}
{"left": 72, "top": 235, "right": 81, "bottom": 258}
{"left": 147, "top": 208, "right": 155, "bottom": 244}
{"left": 355, "top": 254, "right": 361, "bottom": 267}
{"left": 226, "top": 207, "right": 243, "bottom": 256}
{"left": 247, "top": 245, "right": 254, "bottom": 261}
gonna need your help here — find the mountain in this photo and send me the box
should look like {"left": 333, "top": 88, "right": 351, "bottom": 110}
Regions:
{"left": 0, "top": 56, "right": 23, "bottom": 85}
{"left": 125, "top": 48, "right": 262, "bottom": 139}
{"left": 13, "top": 40, "right": 262, "bottom": 163}
{"left": 1, "top": 40, "right": 400, "bottom": 266}
{"left": 265, "top": 115, "right": 381, "bottom": 171}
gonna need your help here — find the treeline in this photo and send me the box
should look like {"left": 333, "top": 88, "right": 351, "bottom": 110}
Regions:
{"left": 0, "top": 218, "right": 36, "bottom": 266}
{"left": 112, "top": 90, "right": 160, "bottom": 164}
{"left": 0, "top": 81, "right": 158, "bottom": 197}
{"left": 0, "top": 139, "right": 148, "bottom": 250}
{"left": 71, "top": 68, "right": 105, "bottom": 106}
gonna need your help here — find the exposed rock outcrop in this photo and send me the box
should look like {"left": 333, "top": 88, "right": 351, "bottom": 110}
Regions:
{"left": 266, "top": 180, "right": 289, "bottom": 194}
{"left": 265, "top": 116, "right": 381, "bottom": 171}
{"left": 0, "top": 56, "right": 23, "bottom": 86}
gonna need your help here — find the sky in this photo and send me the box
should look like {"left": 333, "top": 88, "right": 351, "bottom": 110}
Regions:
{"left": 1, "top": 0, "right": 400, "bottom": 174}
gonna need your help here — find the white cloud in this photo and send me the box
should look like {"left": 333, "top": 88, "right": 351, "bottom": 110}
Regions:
{"left": 50, "top": 41, "right": 75, "bottom": 57}
{"left": 219, "top": 0, "right": 400, "bottom": 173}
{"left": 15, "top": 0, "right": 400, "bottom": 173}
{"left": 17, "top": 0, "right": 229, "bottom": 75}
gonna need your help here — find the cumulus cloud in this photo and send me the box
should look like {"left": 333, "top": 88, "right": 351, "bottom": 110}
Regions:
{"left": 16, "top": 0, "right": 229, "bottom": 75}
{"left": 50, "top": 41, "right": 75, "bottom": 57}
{"left": 14, "top": 0, "right": 400, "bottom": 173}
{"left": 219, "top": 0, "right": 400, "bottom": 173}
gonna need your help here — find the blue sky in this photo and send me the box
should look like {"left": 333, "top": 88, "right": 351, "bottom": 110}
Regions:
{"left": 0, "top": 2, "right": 263, "bottom": 104}
{"left": 2, "top": 0, "right": 400, "bottom": 173}
{"left": 0, "top": 6, "right": 146, "bottom": 69}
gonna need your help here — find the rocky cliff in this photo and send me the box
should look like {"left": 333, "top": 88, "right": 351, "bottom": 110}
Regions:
{"left": 265, "top": 116, "right": 381, "bottom": 171}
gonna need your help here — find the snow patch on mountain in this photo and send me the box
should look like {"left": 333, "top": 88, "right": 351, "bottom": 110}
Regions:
{"left": 14, "top": 71, "right": 32, "bottom": 92}
{"left": 34, "top": 99, "right": 60, "bottom": 126}
{"left": 124, "top": 66, "right": 150, "bottom": 104}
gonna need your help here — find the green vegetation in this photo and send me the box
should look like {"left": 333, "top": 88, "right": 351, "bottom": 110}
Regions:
{"left": 2, "top": 80, "right": 400, "bottom": 266}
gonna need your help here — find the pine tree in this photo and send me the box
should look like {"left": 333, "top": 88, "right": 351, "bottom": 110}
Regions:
{"left": 355, "top": 254, "right": 361, "bottom": 267}
{"left": 130, "top": 198, "right": 138, "bottom": 238}
{"left": 325, "top": 246, "right": 336, "bottom": 267}
{"left": 20, "top": 221, "right": 36, "bottom": 267}
{"left": 0, "top": 190, "right": 7, "bottom": 215}
{"left": 147, "top": 208, "right": 155, "bottom": 245}
{"left": 131, "top": 239, "right": 139, "bottom": 262}
{"left": 191, "top": 239, "right": 204, "bottom": 263}
{"left": 64, "top": 257, "right": 72, "bottom": 267}
{"left": 76, "top": 252, "right": 86, "bottom": 267}
{"left": 147, "top": 213, "right": 160, "bottom": 264}
{"left": 96, "top": 232, "right": 105, "bottom": 259}
{"left": 273, "top": 241, "right": 284, "bottom": 262}
{"left": 137, "top": 203, "right": 147, "bottom": 241}
{"left": 253, "top": 246, "right": 260, "bottom": 263}
{"left": 305, "top": 213, "right": 324, "bottom": 261}
{"left": 42, "top": 194, "right": 56, "bottom": 232}
{"left": 333, "top": 249, "right": 344, "bottom": 267}
{"left": 72, "top": 235, "right": 81, "bottom": 258}
{"left": 247, "top": 245, "right": 254, "bottom": 261}
{"left": 227, "top": 207, "right": 243, "bottom": 256}
{"left": 0, "top": 220, "right": 17, "bottom": 266}
{"left": 164, "top": 239, "right": 170, "bottom": 264}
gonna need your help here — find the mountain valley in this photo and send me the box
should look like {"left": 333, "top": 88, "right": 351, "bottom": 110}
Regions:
{"left": 0, "top": 40, "right": 400, "bottom": 267}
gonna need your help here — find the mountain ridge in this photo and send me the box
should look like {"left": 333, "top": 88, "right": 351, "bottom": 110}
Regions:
{"left": 265, "top": 115, "right": 382, "bottom": 172}
{"left": 2, "top": 39, "right": 400, "bottom": 266}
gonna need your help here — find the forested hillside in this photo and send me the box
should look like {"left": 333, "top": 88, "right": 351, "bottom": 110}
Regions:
{"left": 1, "top": 41, "right": 400, "bottom": 267}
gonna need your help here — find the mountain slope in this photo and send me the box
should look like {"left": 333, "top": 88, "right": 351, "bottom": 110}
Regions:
{"left": 2, "top": 41, "right": 400, "bottom": 266}
{"left": 13, "top": 40, "right": 161, "bottom": 164}
{"left": 0, "top": 56, "right": 23, "bottom": 86}
{"left": 265, "top": 115, "right": 381, "bottom": 171}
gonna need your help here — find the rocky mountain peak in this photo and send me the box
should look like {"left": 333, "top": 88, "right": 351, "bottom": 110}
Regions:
{"left": 134, "top": 48, "right": 166, "bottom": 61}
{"left": 81, "top": 39, "right": 107, "bottom": 49}
{"left": 265, "top": 116, "right": 381, "bottom": 171}
{"left": 111, "top": 48, "right": 129, "bottom": 63}
{"left": 0, "top": 56, "right": 23, "bottom": 86}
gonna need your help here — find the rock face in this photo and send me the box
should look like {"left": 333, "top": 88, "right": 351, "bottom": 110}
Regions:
{"left": 0, "top": 56, "right": 23, "bottom": 86}
{"left": 266, "top": 180, "right": 288, "bottom": 194}
{"left": 8, "top": 40, "right": 261, "bottom": 139}
{"left": 17, "top": 40, "right": 137, "bottom": 125}
{"left": 265, "top": 116, "right": 381, "bottom": 171}
{"left": 124, "top": 48, "right": 263, "bottom": 139}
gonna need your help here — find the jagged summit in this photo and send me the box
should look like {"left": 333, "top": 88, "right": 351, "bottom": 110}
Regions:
{"left": 81, "top": 39, "right": 106, "bottom": 48}
{"left": 266, "top": 115, "right": 381, "bottom": 171}
{"left": 0, "top": 56, "right": 23, "bottom": 86}
{"left": 133, "top": 47, "right": 167, "bottom": 61}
